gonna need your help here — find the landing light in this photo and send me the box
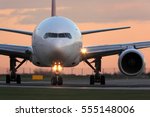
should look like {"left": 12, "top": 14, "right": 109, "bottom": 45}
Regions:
{"left": 52, "top": 65, "right": 57, "bottom": 71}
{"left": 81, "top": 48, "right": 87, "bottom": 55}
{"left": 52, "top": 63, "right": 63, "bottom": 72}
{"left": 58, "top": 65, "right": 63, "bottom": 71}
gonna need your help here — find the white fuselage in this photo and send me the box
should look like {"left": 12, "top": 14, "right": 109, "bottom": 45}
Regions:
{"left": 31, "top": 16, "right": 82, "bottom": 67}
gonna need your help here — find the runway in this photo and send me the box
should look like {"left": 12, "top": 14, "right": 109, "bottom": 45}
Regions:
{"left": 1, "top": 78, "right": 150, "bottom": 90}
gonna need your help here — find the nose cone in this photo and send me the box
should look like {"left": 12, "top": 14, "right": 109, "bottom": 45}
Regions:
{"left": 50, "top": 39, "right": 65, "bottom": 52}
{"left": 48, "top": 39, "right": 68, "bottom": 62}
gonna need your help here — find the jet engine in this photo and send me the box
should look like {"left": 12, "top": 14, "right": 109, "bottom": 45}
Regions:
{"left": 118, "top": 49, "right": 144, "bottom": 76}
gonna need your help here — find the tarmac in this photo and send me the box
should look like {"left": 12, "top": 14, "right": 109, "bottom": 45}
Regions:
{"left": 1, "top": 78, "right": 150, "bottom": 90}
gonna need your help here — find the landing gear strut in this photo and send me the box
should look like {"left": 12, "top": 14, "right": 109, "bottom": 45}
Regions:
{"left": 6, "top": 57, "right": 26, "bottom": 84}
{"left": 85, "top": 57, "right": 105, "bottom": 85}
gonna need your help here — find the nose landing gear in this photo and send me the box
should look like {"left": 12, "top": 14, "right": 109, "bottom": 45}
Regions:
{"left": 51, "top": 62, "right": 63, "bottom": 86}
{"left": 51, "top": 75, "right": 63, "bottom": 85}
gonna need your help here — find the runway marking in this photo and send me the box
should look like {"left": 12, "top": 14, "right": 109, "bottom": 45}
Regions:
{"left": 1, "top": 79, "right": 150, "bottom": 90}
{"left": 1, "top": 84, "right": 150, "bottom": 90}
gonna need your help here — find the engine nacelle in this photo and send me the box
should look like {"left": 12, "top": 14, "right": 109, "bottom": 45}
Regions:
{"left": 118, "top": 49, "right": 144, "bottom": 76}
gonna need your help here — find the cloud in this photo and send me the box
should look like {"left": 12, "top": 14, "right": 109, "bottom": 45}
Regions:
{"left": 16, "top": 9, "right": 50, "bottom": 24}
{"left": 59, "top": 0, "right": 150, "bottom": 23}
{"left": 0, "top": 0, "right": 49, "bottom": 9}
{"left": 0, "top": 0, "right": 150, "bottom": 24}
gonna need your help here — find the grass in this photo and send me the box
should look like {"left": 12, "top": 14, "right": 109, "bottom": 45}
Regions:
{"left": 0, "top": 87, "right": 150, "bottom": 100}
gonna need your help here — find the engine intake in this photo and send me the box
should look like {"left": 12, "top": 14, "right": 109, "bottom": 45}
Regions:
{"left": 118, "top": 49, "right": 144, "bottom": 76}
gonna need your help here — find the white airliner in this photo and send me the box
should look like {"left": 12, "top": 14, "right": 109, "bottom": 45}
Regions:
{"left": 0, "top": 0, "right": 150, "bottom": 85}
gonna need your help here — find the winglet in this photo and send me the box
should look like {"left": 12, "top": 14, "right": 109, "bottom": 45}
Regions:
{"left": 52, "top": 0, "right": 56, "bottom": 16}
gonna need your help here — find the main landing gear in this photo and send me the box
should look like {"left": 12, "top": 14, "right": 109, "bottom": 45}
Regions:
{"left": 51, "top": 62, "right": 63, "bottom": 86}
{"left": 89, "top": 73, "right": 105, "bottom": 85}
{"left": 85, "top": 57, "right": 106, "bottom": 85}
{"left": 6, "top": 57, "right": 26, "bottom": 84}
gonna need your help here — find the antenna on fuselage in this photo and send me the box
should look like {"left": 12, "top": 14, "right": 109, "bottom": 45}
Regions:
{"left": 51, "top": 0, "right": 56, "bottom": 16}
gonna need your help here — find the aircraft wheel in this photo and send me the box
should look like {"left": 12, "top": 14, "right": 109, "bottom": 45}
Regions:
{"left": 16, "top": 75, "right": 21, "bottom": 84}
{"left": 100, "top": 75, "right": 105, "bottom": 85}
{"left": 58, "top": 76, "right": 63, "bottom": 85}
{"left": 90, "top": 75, "right": 95, "bottom": 85}
{"left": 6, "top": 75, "right": 10, "bottom": 84}
{"left": 51, "top": 76, "right": 57, "bottom": 85}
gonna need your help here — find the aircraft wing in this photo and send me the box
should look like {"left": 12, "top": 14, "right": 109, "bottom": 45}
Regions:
{"left": 0, "top": 28, "right": 33, "bottom": 36}
{"left": 0, "top": 27, "right": 130, "bottom": 36}
{"left": 83, "top": 41, "right": 150, "bottom": 59}
{"left": 81, "top": 26, "right": 130, "bottom": 35}
{"left": 0, "top": 44, "right": 32, "bottom": 59}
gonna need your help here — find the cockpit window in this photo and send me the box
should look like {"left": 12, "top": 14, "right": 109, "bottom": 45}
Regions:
{"left": 59, "top": 33, "right": 66, "bottom": 38}
{"left": 44, "top": 32, "right": 72, "bottom": 39}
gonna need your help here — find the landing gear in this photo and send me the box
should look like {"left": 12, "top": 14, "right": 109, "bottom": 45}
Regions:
{"left": 90, "top": 75, "right": 95, "bottom": 85}
{"left": 5, "top": 57, "right": 26, "bottom": 84}
{"left": 51, "top": 75, "right": 63, "bottom": 86}
{"left": 51, "top": 62, "right": 63, "bottom": 86}
{"left": 6, "top": 75, "right": 10, "bottom": 84}
{"left": 6, "top": 74, "right": 21, "bottom": 84}
{"left": 57, "top": 76, "right": 63, "bottom": 85}
{"left": 90, "top": 74, "right": 105, "bottom": 85}
{"left": 16, "top": 75, "right": 21, "bottom": 84}
{"left": 85, "top": 57, "right": 106, "bottom": 85}
{"left": 51, "top": 76, "right": 57, "bottom": 85}
{"left": 101, "top": 75, "right": 105, "bottom": 85}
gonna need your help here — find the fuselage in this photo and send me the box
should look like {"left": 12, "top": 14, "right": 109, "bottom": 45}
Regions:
{"left": 31, "top": 16, "right": 82, "bottom": 67}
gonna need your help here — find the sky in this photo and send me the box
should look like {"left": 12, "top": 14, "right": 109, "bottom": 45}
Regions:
{"left": 0, "top": 0, "right": 150, "bottom": 72}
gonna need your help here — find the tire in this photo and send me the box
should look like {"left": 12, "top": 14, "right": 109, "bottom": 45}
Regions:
{"left": 11, "top": 73, "right": 16, "bottom": 81}
{"left": 6, "top": 75, "right": 10, "bottom": 84}
{"left": 58, "top": 76, "right": 63, "bottom": 85}
{"left": 90, "top": 75, "right": 95, "bottom": 85}
{"left": 51, "top": 76, "right": 57, "bottom": 85}
{"left": 16, "top": 75, "right": 21, "bottom": 84}
{"left": 100, "top": 75, "right": 105, "bottom": 85}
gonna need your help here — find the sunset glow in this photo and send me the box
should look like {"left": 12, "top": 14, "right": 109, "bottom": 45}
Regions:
{"left": 0, "top": 0, "right": 150, "bottom": 71}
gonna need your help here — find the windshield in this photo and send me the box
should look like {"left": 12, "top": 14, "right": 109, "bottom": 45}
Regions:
{"left": 44, "top": 33, "right": 72, "bottom": 39}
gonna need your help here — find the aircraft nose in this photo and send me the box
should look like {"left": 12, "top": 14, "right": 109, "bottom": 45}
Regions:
{"left": 48, "top": 40, "right": 67, "bottom": 60}
{"left": 51, "top": 40, "right": 64, "bottom": 51}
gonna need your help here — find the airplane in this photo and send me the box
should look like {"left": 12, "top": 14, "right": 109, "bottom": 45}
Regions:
{"left": 0, "top": 0, "right": 150, "bottom": 85}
